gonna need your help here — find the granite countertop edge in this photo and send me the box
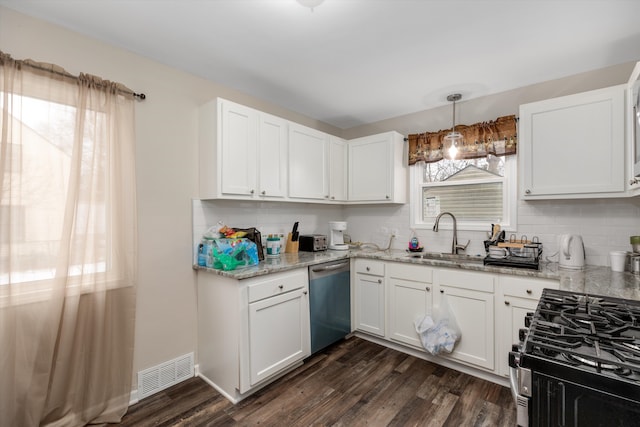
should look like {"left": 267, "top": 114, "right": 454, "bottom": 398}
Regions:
{"left": 194, "top": 249, "right": 640, "bottom": 300}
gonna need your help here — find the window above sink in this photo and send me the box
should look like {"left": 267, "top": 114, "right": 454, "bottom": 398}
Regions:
{"left": 410, "top": 156, "right": 517, "bottom": 232}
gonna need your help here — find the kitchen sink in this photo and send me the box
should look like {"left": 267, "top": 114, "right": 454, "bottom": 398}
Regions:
{"left": 406, "top": 252, "right": 485, "bottom": 264}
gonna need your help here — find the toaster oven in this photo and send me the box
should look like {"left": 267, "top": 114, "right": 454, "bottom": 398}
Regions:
{"left": 299, "top": 234, "right": 327, "bottom": 252}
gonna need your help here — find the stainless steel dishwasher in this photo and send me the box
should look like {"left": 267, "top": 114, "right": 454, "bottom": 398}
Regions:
{"left": 308, "top": 259, "right": 351, "bottom": 354}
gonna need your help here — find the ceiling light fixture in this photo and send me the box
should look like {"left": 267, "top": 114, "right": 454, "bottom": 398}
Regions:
{"left": 443, "top": 93, "right": 463, "bottom": 160}
{"left": 297, "top": 0, "right": 324, "bottom": 12}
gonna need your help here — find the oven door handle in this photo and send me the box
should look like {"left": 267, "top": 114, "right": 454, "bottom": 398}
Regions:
{"left": 509, "top": 366, "right": 519, "bottom": 404}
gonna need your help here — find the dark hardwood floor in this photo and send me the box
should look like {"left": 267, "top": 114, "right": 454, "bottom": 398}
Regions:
{"left": 118, "top": 336, "right": 516, "bottom": 426}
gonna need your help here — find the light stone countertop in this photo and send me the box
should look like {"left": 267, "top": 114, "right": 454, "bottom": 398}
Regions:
{"left": 195, "top": 249, "right": 640, "bottom": 301}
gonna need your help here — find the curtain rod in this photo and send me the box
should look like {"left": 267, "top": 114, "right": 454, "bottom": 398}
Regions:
{"left": 17, "top": 57, "right": 146, "bottom": 100}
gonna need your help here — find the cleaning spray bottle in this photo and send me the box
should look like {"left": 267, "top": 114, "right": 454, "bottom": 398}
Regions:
{"left": 408, "top": 228, "right": 423, "bottom": 252}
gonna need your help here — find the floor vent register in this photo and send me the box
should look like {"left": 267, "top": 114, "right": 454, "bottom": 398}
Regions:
{"left": 137, "top": 352, "right": 194, "bottom": 399}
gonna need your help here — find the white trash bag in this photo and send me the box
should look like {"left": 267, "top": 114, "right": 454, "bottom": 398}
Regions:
{"left": 413, "top": 295, "right": 461, "bottom": 355}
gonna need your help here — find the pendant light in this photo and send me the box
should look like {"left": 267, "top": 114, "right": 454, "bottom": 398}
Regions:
{"left": 443, "top": 93, "right": 462, "bottom": 160}
{"left": 297, "top": 0, "right": 324, "bottom": 11}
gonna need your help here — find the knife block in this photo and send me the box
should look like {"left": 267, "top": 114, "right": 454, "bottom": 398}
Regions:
{"left": 285, "top": 232, "right": 298, "bottom": 253}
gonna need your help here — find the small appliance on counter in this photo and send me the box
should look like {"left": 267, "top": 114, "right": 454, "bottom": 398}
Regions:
{"left": 328, "top": 221, "right": 348, "bottom": 251}
{"left": 299, "top": 234, "right": 328, "bottom": 252}
{"left": 558, "top": 234, "right": 585, "bottom": 270}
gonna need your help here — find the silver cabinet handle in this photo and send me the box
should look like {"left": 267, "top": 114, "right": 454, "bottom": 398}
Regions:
{"left": 440, "top": 290, "right": 444, "bottom": 294}
{"left": 278, "top": 285, "right": 283, "bottom": 290}
{"left": 505, "top": 300, "right": 510, "bottom": 306}
{"left": 526, "top": 289, "right": 532, "bottom": 294}
{"left": 426, "top": 286, "right": 431, "bottom": 292}
{"left": 261, "top": 190, "right": 266, "bottom": 195}
{"left": 303, "top": 291, "right": 307, "bottom": 295}
{"left": 331, "top": 196, "right": 335, "bottom": 200}
{"left": 377, "top": 279, "right": 382, "bottom": 284}
{"left": 366, "top": 266, "right": 370, "bottom": 271}
{"left": 525, "top": 189, "right": 531, "bottom": 195}
{"left": 385, "top": 195, "right": 390, "bottom": 199}
{"left": 250, "top": 189, "right": 255, "bottom": 194}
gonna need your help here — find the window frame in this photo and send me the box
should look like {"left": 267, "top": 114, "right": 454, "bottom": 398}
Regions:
{"left": 409, "top": 155, "right": 518, "bottom": 232}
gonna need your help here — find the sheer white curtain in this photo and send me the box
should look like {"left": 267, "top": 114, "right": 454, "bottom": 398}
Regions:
{"left": 0, "top": 52, "right": 138, "bottom": 426}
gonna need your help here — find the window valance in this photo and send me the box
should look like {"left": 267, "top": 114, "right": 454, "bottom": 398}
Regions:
{"left": 407, "top": 115, "right": 517, "bottom": 165}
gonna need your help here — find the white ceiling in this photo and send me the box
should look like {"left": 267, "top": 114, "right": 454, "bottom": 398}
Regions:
{"left": 2, "top": 0, "right": 640, "bottom": 129}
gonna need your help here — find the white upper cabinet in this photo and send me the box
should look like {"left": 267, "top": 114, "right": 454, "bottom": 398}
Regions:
{"left": 258, "top": 112, "right": 288, "bottom": 198}
{"left": 220, "top": 101, "right": 258, "bottom": 196}
{"left": 199, "top": 98, "right": 287, "bottom": 200}
{"left": 329, "top": 136, "right": 347, "bottom": 202}
{"left": 199, "top": 98, "right": 408, "bottom": 204}
{"left": 348, "top": 131, "right": 407, "bottom": 203}
{"left": 519, "top": 85, "right": 626, "bottom": 199}
{"left": 626, "top": 62, "right": 640, "bottom": 194}
{"left": 288, "top": 122, "right": 330, "bottom": 201}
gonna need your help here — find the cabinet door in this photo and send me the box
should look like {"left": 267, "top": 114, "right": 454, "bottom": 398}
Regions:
{"left": 496, "top": 277, "right": 558, "bottom": 377}
{"left": 436, "top": 269, "right": 494, "bottom": 371}
{"left": 258, "top": 113, "right": 288, "bottom": 199}
{"left": 388, "top": 277, "right": 432, "bottom": 348}
{"left": 437, "top": 285, "right": 494, "bottom": 370}
{"left": 220, "top": 100, "right": 258, "bottom": 196}
{"left": 288, "top": 123, "right": 330, "bottom": 200}
{"left": 329, "top": 136, "right": 347, "bottom": 202}
{"left": 348, "top": 134, "right": 392, "bottom": 201}
{"left": 355, "top": 273, "right": 385, "bottom": 337}
{"left": 519, "top": 85, "right": 625, "bottom": 199}
{"left": 247, "top": 287, "right": 310, "bottom": 388}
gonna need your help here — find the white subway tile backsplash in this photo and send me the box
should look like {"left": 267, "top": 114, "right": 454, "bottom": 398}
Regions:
{"left": 192, "top": 199, "right": 345, "bottom": 250}
{"left": 192, "top": 196, "right": 640, "bottom": 267}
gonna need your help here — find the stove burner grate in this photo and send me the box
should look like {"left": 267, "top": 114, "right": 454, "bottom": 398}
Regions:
{"left": 525, "top": 289, "right": 640, "bottom": 378}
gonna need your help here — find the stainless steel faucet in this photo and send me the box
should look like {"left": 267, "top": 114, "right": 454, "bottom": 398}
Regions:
{"left": 433, "top": 211, "right": 470, "bottom": 255}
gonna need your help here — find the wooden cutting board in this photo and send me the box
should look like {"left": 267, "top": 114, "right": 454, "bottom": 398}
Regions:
{"left": 497, "top": 242, "right": 526, "bottom": 249}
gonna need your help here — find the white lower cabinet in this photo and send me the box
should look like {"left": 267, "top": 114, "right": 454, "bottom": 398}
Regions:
{"left": 354, "top": 259, "right": 385, "bottom": 337}
{"left": 435, "top": 269, "right": 495, "bottom": 371}
{"left": 362, "top": 261, "right": 560, "bottom": 380}
{"left": 495, "top": 276, "right": 559, "bottom": 377}
{"left": 388, "top": 263, "right": 433, "bottom": 348}
{"left": 247, "top": 286, "right": 310, "bottom": 387}
{"left": 197, "top": 268, "right": 310, "bottom": 402}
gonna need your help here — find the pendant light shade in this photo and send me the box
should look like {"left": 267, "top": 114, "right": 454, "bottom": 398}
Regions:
{"left": 297, "top": 0, "right": 324, "bottom": 11}
{"left": 443, "top": 93, "right": 462, "bottom": 160}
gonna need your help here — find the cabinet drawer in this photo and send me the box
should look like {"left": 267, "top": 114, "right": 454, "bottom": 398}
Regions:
{"left": 247, "top": 269, "right": 308, "bottom": 303}
{"left": 388, "top": 262, "right": 433, "bottom": 283}
{"left": 355, "top": 259, "right": 384, "bottom": 276}
{"left": 438, "top": 269, "right": 494, "bottom": 293}
{"left": 499, "top": 276, "right": 558, "bottom": 300}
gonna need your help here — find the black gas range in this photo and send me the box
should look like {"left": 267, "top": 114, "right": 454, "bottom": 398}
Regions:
{"left": 509, "top": 288, "right": 640, "bottom": 426}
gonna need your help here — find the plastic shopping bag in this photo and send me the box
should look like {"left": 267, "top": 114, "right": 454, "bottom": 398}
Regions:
{"left": 414, "top": 295, "right": 461, "bottom": 355}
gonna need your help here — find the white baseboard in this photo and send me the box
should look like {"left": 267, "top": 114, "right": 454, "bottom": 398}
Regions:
{"left": 129, "top": 390, "right": 139, "bottom": 406}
